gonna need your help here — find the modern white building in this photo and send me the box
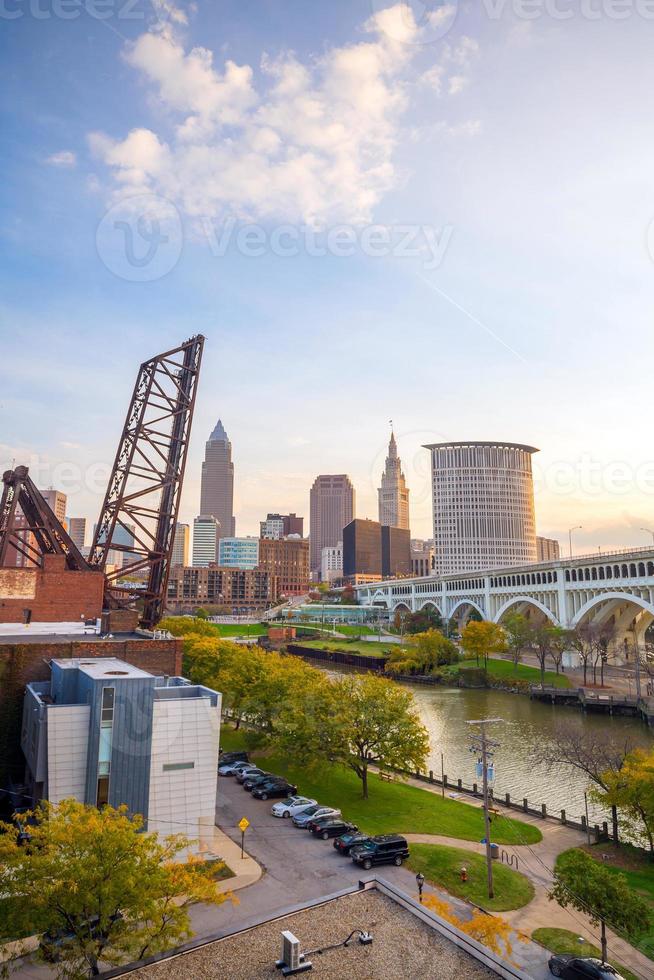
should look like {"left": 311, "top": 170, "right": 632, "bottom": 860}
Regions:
{"left": 424, "top": 441, "right": 538, "bottom": 576}
{"left": 218, "top": 536, "right": 260, "bottom": 569}
{"left": 192, "top": 514, "right": 221, "bottom": 567}
{"left": 171, "top": 522, "right": 190, "bottom": 567}
{"left": 21, "top": 658, "right": 221, "bottom": 853}
{"left": 411, "top": 538, "right": 434, "bottom": 577}
{"left": 321, "top": 542, "right": 343, "bottom": 583}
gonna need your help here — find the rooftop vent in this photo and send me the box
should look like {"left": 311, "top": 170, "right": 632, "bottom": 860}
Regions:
{"left": 276, "top": 931, "right": 312, "bottom": 975}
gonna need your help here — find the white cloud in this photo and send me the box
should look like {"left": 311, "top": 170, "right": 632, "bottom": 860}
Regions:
{"left": 90, "top": 4, "right": 479, "bottom": 224}
{"left": 46, "top": 150, "right": 77, "bottom": 168}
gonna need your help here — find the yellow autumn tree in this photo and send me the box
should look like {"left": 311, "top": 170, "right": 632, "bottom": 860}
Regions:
{"left": 423, "top": 893, "right": 518, "bottom": 959}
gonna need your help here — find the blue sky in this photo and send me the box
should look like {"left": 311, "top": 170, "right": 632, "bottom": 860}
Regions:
{"left": 2, "top": 1, "right": 654, "bottom": 550}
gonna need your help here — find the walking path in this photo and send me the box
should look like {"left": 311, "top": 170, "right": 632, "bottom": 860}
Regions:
{"left": 398, "top": 780, "right": 652, "bottom": 980}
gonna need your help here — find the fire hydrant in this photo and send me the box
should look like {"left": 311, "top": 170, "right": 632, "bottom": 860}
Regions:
{"left": 460, "top": 866, "right": 468, "bottom": 883}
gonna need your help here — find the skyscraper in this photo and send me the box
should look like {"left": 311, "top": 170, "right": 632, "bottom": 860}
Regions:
{"left": 200, "top": 420, "right": 235, "bottom": 540}
{"left": 309, "top": 475, "right": 355, "bottom": 577}
{"left": 171, "top": 523, "right": 190, "bottom": 567}
{"left": 424, "top": 441, "right": 538, "bottom": 575}
{"left": 378, "top": 431, "right": 410, "bottom": 529}
{"left": 67, "top": 517, "right": 86, "bottom": 551}
{"left": 192, "top": 515, "right": 221, "bottom": 567}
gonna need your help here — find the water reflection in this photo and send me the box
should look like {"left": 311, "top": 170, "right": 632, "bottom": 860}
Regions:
{"left": 408, "top": 685, "right": 653, "bottom": 826}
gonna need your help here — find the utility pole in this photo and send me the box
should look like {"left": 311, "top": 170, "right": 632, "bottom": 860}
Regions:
{"left": 467, "top": 718, "right": 501, "bottom": 900}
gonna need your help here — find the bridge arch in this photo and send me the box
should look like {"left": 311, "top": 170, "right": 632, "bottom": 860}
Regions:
{"left": 571, "top": 591, "right": 654, "bottom": 629}
{"left": 494, "top": 596, "right": 560, "bottom": 627}
{"left": 392, "top": 601, "right": 412, "bottom": 614}
{"left": 370, "top": 590, "right": 390, "bottom": 609}
{"left": 449, "top": 599, "right": 486, "bottom": 623}
{"left": 416, "top": 598, "right": 444, "bottom": 617}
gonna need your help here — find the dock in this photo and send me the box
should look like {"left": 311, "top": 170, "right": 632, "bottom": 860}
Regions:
{"left": 529, "top": 685, "right": 654, "bottom": 726}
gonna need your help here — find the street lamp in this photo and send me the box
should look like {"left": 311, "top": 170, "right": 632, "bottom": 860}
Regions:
{"left": 568, "top": 526, "right": 582, "bottom": 559}
{"left": 415, "top": 872, "right": 425, "bottom": 903}
{"left": 640, "top": 528, "right": 654, "bottom": 546}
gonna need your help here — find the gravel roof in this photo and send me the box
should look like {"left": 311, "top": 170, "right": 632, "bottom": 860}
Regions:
{"left": 126, "top": 889, "right": 498, "bottom": 980}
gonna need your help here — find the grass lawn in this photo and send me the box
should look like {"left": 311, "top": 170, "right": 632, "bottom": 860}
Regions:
{"left": 196, "top": 858, "right": 235, "bottom": 882}
{"left": 290, "top": 622, "right": 377, "bottom": 636}
{"left": 219, "top": 726, "right": 542, "bottom": 844}
{"left": 297, "top": 638, "right": 396, "bottom": 657}
{"left": 210, "top": 623, "right": 267, "bottom": 637}
{"left": 532, "top": 928, "right": 639, "bottom": 980}
{"left": 556, "top": 846, "right": 654, "bottom": 960}
{"left": 407, "top": 843, "right": 534, "bottom": 912}
{"left": 469, "top": 657, "right": 572, "bottom": 689}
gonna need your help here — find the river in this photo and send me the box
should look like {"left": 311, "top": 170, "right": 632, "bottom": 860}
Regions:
{"left": 405, "top": 684, "right": 653, "bottom": 827}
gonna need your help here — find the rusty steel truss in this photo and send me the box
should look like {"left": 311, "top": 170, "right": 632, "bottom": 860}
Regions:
{"left": 0, "top": 466, "right": 90, "bottom": 571}
{"left": 88, "top": 335, "right": 204, "bottom": 628}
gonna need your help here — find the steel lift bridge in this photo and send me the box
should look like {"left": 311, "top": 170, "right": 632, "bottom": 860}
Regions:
{"left": 0, "top": 336, "right": 204, "bottom": 630}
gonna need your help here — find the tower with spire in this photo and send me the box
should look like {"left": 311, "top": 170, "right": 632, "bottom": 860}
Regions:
{"left": 199, "top": 419, "right": 236, "bottom": 546}
{"left": 378, "top": 427, "right": 410, "bottom": 530}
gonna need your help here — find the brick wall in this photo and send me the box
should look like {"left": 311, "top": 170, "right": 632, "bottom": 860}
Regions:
{"left": 0, "top": 637, "right": 183, "bottom": 782}
{"left": 0, "top": 555, "right": 104, "bottom": 625}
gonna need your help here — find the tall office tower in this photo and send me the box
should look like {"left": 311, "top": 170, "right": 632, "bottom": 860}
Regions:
{"left": 67, "top": 517, "right": 87, "bottom": 551}
{"left": 377, "top": 431, "right": 410, "bottom": 529}
{"left": 260, "top": 513, "right": 304, "bottom": 539}
{"left": 41, "top": 489, "right": 67, "bottom": 524}
{"left": 200, "top": 420, "right": 235, "bottom": 539}
{"left": 342, "top": 519, "right": 383, "bottom": 581}
{"left": 321, "top": 542, "right": 343, "bottom": 584}
{"left": 192, "top": 515, "right": 221, "bottom": 567}
{"left": 93, "top": 522, "right": 138, "bottom": 570}
{"left": 171, "top": 523, "right": 190, "bottom": 567}
{"left": 536, "top": 536, "right": 561, "bottom": 562}
{"left": 424, "top": 441, "right": 538, "bottom": 576}
{"left": 309, "top": 475, "right": 355, "bottom": 577}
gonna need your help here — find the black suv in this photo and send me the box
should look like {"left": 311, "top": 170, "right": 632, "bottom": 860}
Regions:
{"left": 251, "top": 779, "right": 298, "bottom": 800}
{"left": 309, "top": 818, "right": 358, "bottom": 840}
{"left": 350, "top": 834, "right": 409, "bottom": 869}
{"left": 219, "top": 750, "right": 249, "bottom": 765}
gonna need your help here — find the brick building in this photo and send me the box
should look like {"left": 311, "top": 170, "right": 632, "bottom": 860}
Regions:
{"left": 257, "top": 537, "right": 310, "bottom": 598}
{"left": 167, "top": 565, "right": 275, "bottom": 613}
{"left": 0, "top": 555, "right": 104, "bottom": 625}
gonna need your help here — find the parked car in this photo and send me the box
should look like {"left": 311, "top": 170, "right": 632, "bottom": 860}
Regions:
{"left": 292, "top": 805, "right": 341, "bottom": 828}
{"left": 271, "top": 796, "right": 317, "bottom": 819}
{"left": 235, "top": 766, "right": 266, "bottom": 784}
{"left": 252, "top": 780, "right": 298, "bottom": 801}
{"left": 242, "top": 772, "right": 276, "bottom": 791}
{"left": 219, "top": 750, "right": 248, "bottom": 765}
{"left": 218, "top": 760, "right": 252, "bottom": 776}
{"left": 309, "top": 818, "right": 358, "bottom": 841}
{"left": 548, "top": 957, "right": 625, "bottom": 980}
{"left": 350, "top": 835, "right": 409, "bottom": 869}
{"left": 333, "top": 831, "right": 372, "bottom": 855}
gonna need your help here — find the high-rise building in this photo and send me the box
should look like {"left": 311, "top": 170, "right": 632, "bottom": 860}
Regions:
{"left": 259, "top": 513, "right": 304, "bottom": 539}
{"left": 171, "top": 523, "right": 190, "bottom": 567}
{"left": 309, "top": 475, "right": 355, "bottom": 577}
{"left": 411, "top": 538, "right": 434, "bottom": 578}
{"left": 93, "top": 522, "right": 138, "bottom": 570}
{"left": 321, "top": 542, "right": 343, "bottom": 584}
{"left": 167, "top": 566, "right": 274, "bottom": 613}
{"left": 381, "top": 525, "right": 411, "bottom": 578}
{"left": 192, "top": 515, "right": 221, "bottom": 567}
{"left": 67, "top": 517, "right": 86, "bottom": 551}
{"left": 21, "top": 657, "right": 221, "bottom": 851}
{"left": 424, "top": 441, "right": 538, "bottom": 576}
{"left": 537, "top": 536, "right": 561, "bottom": 562}
{"left": 258, "top": 537, "right": 310, "bottom": 597}
{"left": 343, "top": 519, "right": 382, "bottom": 581}
{"left": 218, "top": 536, "right": 259, "bottom": 569}
{"left": 42, "top": 489, "right": 67, "bottom": 524}
{"left": 200, "top": 420, "right": 235, "bottom": 540}
{"left": 377, "top": 431, "right": 410, "bottom": 530}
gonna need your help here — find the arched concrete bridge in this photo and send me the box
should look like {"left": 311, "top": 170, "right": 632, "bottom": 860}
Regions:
{"left": 353, "top": 548, "right": 654, "bottom": 664}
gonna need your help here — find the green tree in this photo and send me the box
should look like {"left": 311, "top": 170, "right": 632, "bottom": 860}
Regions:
{"left": 502, "top": 611, "right": 532, "bottom": 673}
{"left": 329, "top": 673, "right": 429, "bottom": 799}
{"left": 194, "top": 607, "right": 209, "bottom": 619}
{"left": 0, "top": 800, "right": 226, "bottom": 979}
{"left": 528, "top": 623, "right": 567, "bottom": 688}
{"left": 385, "top": 629, "right": 459, "bottom": 676}
{"left": 549, "top": 849, "right": 651, "bottom": 963}
{"left": 460, "top": 620, "right": 506, "bottom": 669}
{"left": 590, "top": 747, "right": 654, "bottom": 856}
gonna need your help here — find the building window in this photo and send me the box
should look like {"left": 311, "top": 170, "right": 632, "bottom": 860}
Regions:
{"left": 162, "top": 762, "right": 195, "bottom": 771}
{"left": 97, "top": 776, "right": 110, "bottom": 807}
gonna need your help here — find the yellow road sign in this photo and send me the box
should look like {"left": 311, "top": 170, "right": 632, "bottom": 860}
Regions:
{"left": 238, "top": 817, "right": 250, "bottom": 833}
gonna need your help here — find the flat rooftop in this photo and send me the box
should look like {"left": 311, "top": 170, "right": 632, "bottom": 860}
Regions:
{"left": 0, "top": 631, "right": 147, "bottom": 645}
{"left": 52, "top": 657, "right": 152, "bottom": 680}
{"left": 116, "top": 887, "right": 502, "bottom": 980}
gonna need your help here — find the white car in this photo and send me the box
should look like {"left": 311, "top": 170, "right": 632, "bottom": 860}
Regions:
{"left": 292, "top": 805, "right": 342, "bottom": 828}
{"left": 218, "top": 760, "right": 252, "bottom": 776}
{"left": 271, "top": 796, "right": 317, "bottom": 819}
